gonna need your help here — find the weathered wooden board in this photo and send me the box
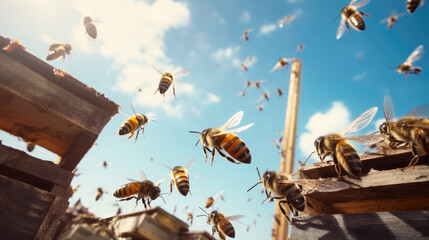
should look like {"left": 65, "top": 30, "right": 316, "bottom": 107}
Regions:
{"left": 291, "top": 210, "right": 429, "bottom": 240}
{"left": 150, "top": 207, "right": 189, "bottom": 233}
{"left": 35, "top": 195, "right": 69, "bottom": 240}
{"left": 300, "top": 165, "right": 429, "bottom": 215}
{"left": 0, "top": 143, "right": 73, "bottom": 196}
{"left": 57, "top": 225, "right": 110, "bottom": 240}
{"left": 0, "top": 174, "right": 54, "bottom": 239}
{"left": 179, "top": 231, "right": 216, "bottom": 240}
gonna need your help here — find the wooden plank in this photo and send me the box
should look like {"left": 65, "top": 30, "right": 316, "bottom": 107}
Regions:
{"left": 35, "top": 195, "right": 69, "bottom": 240}
{"left": 0, "top": 52, "right": 114, "bottom": 156}
{"left": 179, "top": 231, "right": 216, "bottom": 240}
{"left": 150, "top": 207, "right": 189, "bottom": 233}
{"left": 298, "top": 149, "right": 429, "bottom": 179}
{"left": 291, "top": 210, "right": 429, "bottom": 240}
{"left": 0, "top": 174, "right": 54, "bottom": 240}
{"left": 57, "top": 225, "right": 110, "bottom": 240}
{"left": 59, "top": 132, "right": 97, "bottom": 171}
{"left": 300, "top": 165, "right": 429, "bottom": 215}
{"left": 0, "top": 143, "right": 73, "bottom": 190}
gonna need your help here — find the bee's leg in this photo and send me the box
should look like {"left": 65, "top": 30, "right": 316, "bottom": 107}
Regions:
{"left": 153, "top": 88, "right": 159, "bottom": 95}
{"left": 211, "top": 226, "right": 216, "bottom": 237}
{"left": 262, "top": 192, "right": 272, "bottom": 204}
{"left": 359, "top": 11, "right": 371, "bottom": 17}
{"left": 211, "top": 147, "right": 216, "bottom": 166}
{"left": 405, "top": 72, "right": 409, "bottom": 81}
{"left": 134, "top": 128, "right": 140, "bottom": 143}
{"left": 142, "top": 198, "right": 147, "bottom": 209}
{"left": 345, "top": 21, "right": 351, "bottom": 34}
{"left": 278, "top": 200, "right": 291, "bottom": 223}
{"left": 126, "top": 131, "right": 134, "bottom": 140}
{"left": 402, "top": 143, "right": 420, "bottom": 170}
{"left": 170, "top": 180, "right": 173, "bottom": 194}
{"left": 203, "top": 146, "right": 209, "bottom": 162}
{"left": 335, "top": 163, "right": 342, "bottom": 179}
{"left": 163, "top": 93, "right": 166, "bottom": 103}
{"left": 173, "top": 83, "right": 176, "bottom": 99}
{"left": 216, "top": 148, "right": 239, "bottom": 164}
{"left": 147, "top": 198, "right": 152, "bottom": 208}
{"left": 117, "top": 196, "right": 137, "bottom": 202}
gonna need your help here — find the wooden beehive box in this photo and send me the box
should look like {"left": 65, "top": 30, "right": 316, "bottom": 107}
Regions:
{"left": 0, "top": 35, "right": 119, "bottom": 239}
{"left": 0, "top": 35, "right": 119, "bottom": 171}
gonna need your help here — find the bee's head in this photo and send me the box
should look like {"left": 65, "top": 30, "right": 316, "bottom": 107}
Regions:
{"left": 150, "top": 187, "right": 161, "bottom": 200}
{"left": 314, "top": 136, "right": 326, "bottom": 159}
{"left": 64, "top": 44, "right": 72, "bottom": 54}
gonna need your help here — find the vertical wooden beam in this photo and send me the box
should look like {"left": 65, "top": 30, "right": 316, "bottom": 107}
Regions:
{"left": 272, "top": 59, "right": 302, "bottom": 240}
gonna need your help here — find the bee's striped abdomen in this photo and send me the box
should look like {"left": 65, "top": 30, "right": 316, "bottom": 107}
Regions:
{"left": 119, "top": 117, "right": 139, "bottom": 135}
{"left": 175, "top": 174, "right": 190, "bottom": 196}
{"left": 336, "top": 142, "right": 361, "bottom": 177}
{"left": 159, "top": 75, "right": 173, "bottom": 94}
{"left": 219, "top": 133, "right": 251, "bottom": 163}
{"left": 349, "top": 13, "right": 365, "bottom": 31}
{"left": 114, "top": 182, "right": 140, "bottom": 198}
{"left": 218, "top": 219, "right": 235, "bottom": 238}
{"left": 407, "top": 0, "right": 421, "bottom": 13}
{"left": 205, "top": 197, "right": 214, "bottom": 208}
{"left": 284, "top": 183, "right": 305, "bottom": 211}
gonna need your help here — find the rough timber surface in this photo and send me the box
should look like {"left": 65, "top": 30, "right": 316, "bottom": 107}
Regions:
{"left": 291, "top": 210, "right": 429, "bottom": 240}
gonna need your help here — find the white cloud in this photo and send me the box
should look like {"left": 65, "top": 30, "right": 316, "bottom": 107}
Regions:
{"left": 206, "top": 93, "right": 221, "bottom": 104}
{"left": 240, "top": 10, "right": 251, "bottom": 23}
{"left": 258, "top": 24, "right": 277, "bottom": 36}
{"left": 299, "top": 101, "right": 351, "bottom": 160}
{"left": 212, "top": 11, "right": 226, "bottom": 24}
{"left": 211, "top": 46, "right": 241, "bottom": 67}
{"left": 353, "top": 72, "right": 366, "bottom": 81}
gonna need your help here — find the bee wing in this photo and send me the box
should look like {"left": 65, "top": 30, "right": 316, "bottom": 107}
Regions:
{"left": 224, "top": 215, "right": 245, "bottom": 222}
{"left": 215, "top": 123, "right": 254, "bottom": 136}
{"left": 221, "top": 111, "right": 244, "bottom": 130}
{"left": 379, "top": 17, "right": 389, "bottom": 23}
{"left": 152, "top": 65, "right": 163, "bottom": 75}
{"left": 336, "top": 133, "right": 388, "bottom": 145}
{"left": 155, "top": 175, "right": 169, "bottom": 186}
{"left": 129, "top": 102, "right": 137, "bottom": 116}
{"left": 336, "top": 18, "right": 346, "bottom": 39}
{"left": 341, "top": 107, "right": 378, "bottom": 135}
{"left": 161, "top": 163, "right": 173, "bottom": 170}
{"left": 406, "top": 104, "right": 429, "bottom": 117}
{"left": 126, "top": 178, "right": 140, "bottom": 182}
{"left": 184, "top": 157, "right": 195, "bottom": 169}
{"left": 406, "top": 45, "right": 424, "bottom": 64}
{"left": 174, "top": 69, "right": 191, "bottom": 76}
{"left": 270, "top": 62, "right": 281, "bottom": 73}
{"left": 213, "top": 190, "right": 224, "bottom": 200}
{"left": 140, "top": 170, "right": 148, "bottom": 181}
{"left": 354, "top": 0, "right": 370, "bottom": 8}
{"left": 383, "top": 95, "right": 395, "bottom": 126}
{"left": 396, "top": 13, "right": 406, "bottom": 18}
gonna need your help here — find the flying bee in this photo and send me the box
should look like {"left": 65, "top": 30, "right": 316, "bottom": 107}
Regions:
{"left": 242, "top": 28, "right": 253, "bottom": 41}
{"left": 26, "top": 142, "right": 36, "bottom": 152}
{"left": 237, "top": 91, "right": 246, "bottom": 97}
{"left": 271, "top": 136, "right": 283, "bottom": 149}
{"left": 190, "top": 111, "right": 254, "bottom": 165}
{"left": 314, "top": 107, "right": 383, "bottom": 178}
{"left": 46, "top": 43, "right": 72, "bottom": 61}
{"left": 2, "top": 38, "right": 25, "bottom": 53}
{"left": 270, "top": 58, "right": 296, "bottom": 73}
{"left": 257, "top": 104, "right": 265, "bottom": 111}
{"left": 397, "top": 45, "right": 424, "bottom": 80}
{"left": 70, "top": 185, "right": 80, "bottom": 197}
{"left": 241, "top": 63, "right": 248, "bottom": 71}
{"left": 113, "top": 173, "right": 167, "bottom": 209}
{"left": 257, "top": 92, "right": 270, "bottom": 102}
{"left": 115, "top": 102, "right": 153, "bottom": 142}
{"left": 380, "top": 10, "right": 405, "bottom": 29}
{"left": 297, "top": 44, "right": 304, "bottom": 52}
{"left": 205, "top": 190, "right": 224, "bottom": 208}
{"left": 247, "top": 168, "right": 306, "bottom": 223}
{"left": 187, "top": 213, "right": 194, "bottom": 225}
{"left": 83, "top": 16, "right": 97, "bottom": 40}
{"left": 153, "top": 66, "right": 190, "bottom": 100}
{"left": 198, "top": 208, "right": 245, "bottom": 240}
{"left": 379, "top": 95, "right": 429, "bottom": 170}
{"left": 277, "top": 88, "right": 283, "bottom": 97}
{"left": 99, "top": 161, "right": 112, "bottom": 169}
{"left": 279, "top": 15, "right": 294, "bottom": 28}
{"left": 95, "top": 187, "right": 104, "bottom": 201}
{"left": 162, "top": 157, "right": 199, "bottom": 196}
{"left": 407, "top": 0, "right": 425, "bottom": 14}
{"left": 336, "top": 0, "right": 371, "bottom": 39}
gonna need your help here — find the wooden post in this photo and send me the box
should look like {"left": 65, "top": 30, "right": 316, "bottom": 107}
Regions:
{"left": 272, "top": 59, "right": 302, "bottom": 240}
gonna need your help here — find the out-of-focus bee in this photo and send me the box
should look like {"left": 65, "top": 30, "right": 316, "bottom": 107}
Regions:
{"left": 270, "top": 58, "right": 296, "bottom": 73}
{"left": 113, "top": 173, "right": 167, "bottom": 209}
{"left": 257, "top": 104, "right": 265, "bottom": 111}
{"left": 46, "top": 43, "right": 72, "bottom": 61}
{"left": 187, "top": 212, "right": 194, "bottom": 225}
{"left": 336, "top": 0, "right": 371, "bottom": 39}
{"left": 258, "top": 92, "right": 270, "bottom": 102}
{"left": 70, "top": 185, "right": 80, "bottom": 197}
{"left": 96, "top": 187, "right": 104, "bottom": 201}
{"left": 173, "top": 205, "right": 177, "bottom": 215}
{"left": 314, "top": 107, "right": 382, "bottom": 178}
{"left": 407, "top": 0, "right": 425, "bottom": 14}
{"left": 271, "top": 136, "right": 283, "bottom": 149}
{"left": 2, "top": 38, "right": 25, "bottom": 53}
{"left": 83, "top": 16, "right": 97, "bottom": 40}
{"left": 153, "top": 66, "right": 190, "bottom": 99}
{"left": 26, "top": 142, "right": 36, "bottom": 152}
{"left": 242, "top": 28, "right": 253, "bottom": 41}
{"left": 247, "top": 168, "right": 305, "bottom": 223}
{"left": 115, "top": 102, "right": 151, "bottom": 142}
{"left": 205, "top": 190, "right": 224, "bottom": 208}
{"left": 397, "top": 45, "right": 424, "bottom": 80}
{"left": 198, "top": 208, "right": 244, "bottom": 240}
{"left": 241, "top": 63, "right": 248, "bottom": 71}
{"left": 162, "top": 158, "right": 197, "bottom": 196}
{"left": 72, "top": 168, "right": 81, "bottom": 177}
{"left": 277, "top": 88, "right": 283, "bottom": 97}
{"left": 380, "top": 10, "right": 405, "bottom": 29}
{"left": 279, "top": 15, "right": 294, "bottom": 28}
{"left": 297, "top": 44, "right": 304, "bottom": 52}
{"left": 113, "top": 203, "right": 122, "bottom": 216}
{"left": 190, "top": 111, "right": 253, "bottom": 165}
{"left": 99, "top": 161, "right": 112, "bottom": 169}
{"left": 379, "top": 95, "right": 429, "bottom": 170}
{"left": 237, "top": 91, "right": 246, "bottom": 97}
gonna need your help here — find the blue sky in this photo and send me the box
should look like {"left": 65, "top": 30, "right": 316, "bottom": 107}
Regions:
{"left": 1, "top": 0, "right": 428, "bottom": 239}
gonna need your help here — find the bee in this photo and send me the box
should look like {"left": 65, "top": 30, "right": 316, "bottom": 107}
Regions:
{"left": 115, "top": 102, "right": 151, "bottom": 142}
{"left": 407, "top": 0, "right": 425, "bottom": 14}
{"left": 297, "top": 44, "right": 304, "bottom": 52}
{"left": 187, "top": 213, "right": 194, "bottom": 225}
{"left": 46, "top": 43, "right": 72, "bottom": 61}
{"left": 2, "top": 38, "right": 25, "bottom": 53}
{"left": 271, "top": 136, "right": 283, "bottom": 149}
{"left": 270, "top": 58, "right": 296, "bottom": 73}
{"left": 336, "top": 0, "right": 371, "bottom": 39}
{"left": 113, "top": 203, "right": 122, "bottom": 216}
{"left": 70, "top": 185, "right": 80, "bottom": 197}
{"left": 198, "top": 208, "right": 244, "bottom": 240}
{"left": 247, "top": 168, "right": 306, "bottom": 223}
{"left": 83, "top": 16, "right": 97, "bottom": 40}
{"left": 162, "top": 157, "right": 198, "bottom": 196}
{"left": 380, "top": 10, "right": 405, "bottom": 29}
{"left": 241, "top": 63, "right": 248, "bottom": 71}
{"left": 277, "top": 88, "right": 283, "bottom": 97}
{"left": 189, "top": 111, "right": 253, "bottom": 165}
{"left": 95, "top": 187, "right": 104, "bottom": 201}
{"left": 379, "top": 95, "right": 429, "bottom": 170}
{"left": 99, "top": 161, "right": 112, "bottom": 169}
{"left": 257, "top": 104, "right": 265, "bottom": 111}
{"left": 205, "top": 190, "right": 224, "bottom": 208}
{"left": 113, "top": 173, "right": 167, "bottom": 209}
{"left": 153, "top": 66, "right": 190, "bottom": 100}
{"left": 237, "top": 91, "right": 246, "bottom": 97}
{"left": 242, "top": 28, "right": 253, "bottom": 41}
{"left": 397, "top": 45, "right": 424, "bottom": 80}
{"left": 314, "top": 107, "right": 383, "bottom": 178}
{"left": 26, "top": 142, "right": 36, "bottom": 152}
{"left": 258, "top": 92, "right": 270, "bottom": 102}
{"left": 279, "top": 15, "right": 294, "bottom": 28}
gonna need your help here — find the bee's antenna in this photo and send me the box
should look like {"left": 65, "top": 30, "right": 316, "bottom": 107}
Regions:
{"left": 332, "top": 14, "right": 341, "bottom": 24}
{"left": 199, "top": 207, "right": 210, "bottom": 216}
{"left": 159, "top": 195, "right": 167, "bottom": 204}
{"left": 304, "top": 151, "right": 315, "bottom": 165}
{"left": 247, "top": 181, "right": 262, "bottom": 192}
{"left": 189, "top": 131, "right": 202, "bottom": 146}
